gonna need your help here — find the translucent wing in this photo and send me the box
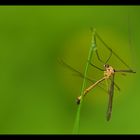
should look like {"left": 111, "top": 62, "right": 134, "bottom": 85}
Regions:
{"left": 58, "top": 58, "right": 107, "bottom": 92}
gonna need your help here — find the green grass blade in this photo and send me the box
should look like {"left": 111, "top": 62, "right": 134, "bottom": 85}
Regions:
{"left": 72, "top": 28, "right": 96, "bottom": 134}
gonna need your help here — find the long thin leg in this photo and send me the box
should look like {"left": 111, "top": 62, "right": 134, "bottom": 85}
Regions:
{"left": 91, "top": 28, "right": 104, "bottom": 64}
{"left": 89, "top": 31, "right": 105, "bottom": 70}
{"left": 89, "top": 62, "right": 104, "bottom": 71}
{"left": 84, "top": 77, "right": 106, "bottom": 96}
{"left": 91, "top": 31, "right": 112, "bottom": 68}
{"left": 95, "top": 39, "right": 112, "bottom": 65}
{"left": 58, "top": 58, "right": 83, "bottom": 75}
{"left": 115, "top": 69, "right": 136, "bottom": 73}
{"left": 106, "top": 74, "right": 115, "bottom": 121}
{"left": 105, "top": 49, "right": 112, "bottom": 64}
{"left": 74, "top": 73, "right": 107, "bottom": 93}
{"left": 77, "top": 76, "right": 106, "bottom": 104}
{"left": 95, "top": 49, "right": 104, "bottom": 63}
{"left": 96, "top": 32, "right": 133, "bottom": 70}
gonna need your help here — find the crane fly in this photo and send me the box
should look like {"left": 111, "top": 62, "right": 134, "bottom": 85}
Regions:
{"left": 77, "top": 63, "right": 135, "bottom": 121}
{"left": 59, "top": 29, "right": 136, "bottom": 121}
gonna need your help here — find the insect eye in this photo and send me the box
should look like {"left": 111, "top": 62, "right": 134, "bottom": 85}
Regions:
{"left": 104, "top": 64, "right": 109, "bottom": 68}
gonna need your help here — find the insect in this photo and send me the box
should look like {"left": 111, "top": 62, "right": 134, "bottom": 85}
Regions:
{"left": 59, "top": 29, "right": 136, "bottom": 121}
{"left": 77, "top": 63, "right": 135, "bottom": 121}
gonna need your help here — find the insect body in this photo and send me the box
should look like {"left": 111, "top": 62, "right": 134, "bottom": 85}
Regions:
{"left": 104, "top": 64, "right": 115, "bottom": 78}
{"left": 77, "top": 64, "right": 115, "bottom": 121}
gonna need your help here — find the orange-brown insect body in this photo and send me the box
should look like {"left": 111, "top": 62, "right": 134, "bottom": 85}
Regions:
{"left": 104, "top": 64, "right": 115, "bottom": 78}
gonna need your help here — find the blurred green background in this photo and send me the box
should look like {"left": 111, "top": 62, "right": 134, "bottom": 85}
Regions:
{"left": 0, "top": 6, "right": 139, "bottom": 134}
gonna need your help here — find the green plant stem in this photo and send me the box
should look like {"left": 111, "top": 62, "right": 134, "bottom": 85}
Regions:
{"left": 72, "top": 28, "right": 96, "bottom": 134}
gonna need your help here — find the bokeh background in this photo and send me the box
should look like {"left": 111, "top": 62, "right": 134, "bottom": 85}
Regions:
{"left": 0, "top": 6, "right": 139, "bottom": 134}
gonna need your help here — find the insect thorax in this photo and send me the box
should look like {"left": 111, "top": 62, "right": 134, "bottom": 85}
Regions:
{"left": 104, "top": 65, "right": 114, "bottom": 78}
